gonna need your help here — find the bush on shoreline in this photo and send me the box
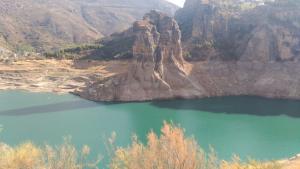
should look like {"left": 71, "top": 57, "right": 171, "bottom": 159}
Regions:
{"left": 0, "top": 123, "right": 282, "bottom": 169}
{"left": 0, "top": 138, "right": 100, "bottom": 169}
{"left": 110, "top": 122, "right": 281, "bottom": 169}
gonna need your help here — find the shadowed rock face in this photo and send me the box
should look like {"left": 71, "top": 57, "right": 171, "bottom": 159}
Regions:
{"left": 175, "top": 0, "right": 300, "bottom": 100}
{"left": 79, "top": 11, "right": 205, "bottom": 101}
{"left": 79, "top": 1, "right": 300, "bottom": 102}
{"left": 239, "top": 4, "right": 300, "bottom": 62}
{"left": 176, "top": 0, "right": 300, "bottom": 62}
{"left": 176, "top": 0, "right": 243, "bottom": 61}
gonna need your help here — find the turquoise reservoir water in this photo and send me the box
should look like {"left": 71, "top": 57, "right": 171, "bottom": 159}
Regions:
{"left": 0, "top": 90, "right": 300, "bottom": 162}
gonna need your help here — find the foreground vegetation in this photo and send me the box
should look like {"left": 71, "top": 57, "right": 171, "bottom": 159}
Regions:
{"left": 0, "top": 123, "right": 282, "bottom": 169}
{"left": 0, "top": 138, "right": 100, "bottom": 169}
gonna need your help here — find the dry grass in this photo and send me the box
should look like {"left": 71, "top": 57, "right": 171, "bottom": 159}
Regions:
{"left": 0, "top": 123, "right": 285, "bottom": 169}
{"left": 110, "top": 122, "right": 282, "bottom": 169}
{"left": 221, "top": 155, "right": 282, "bottom": 169}
{"left": 0, "top": 138, "right": 100, "bottom": 169}
{"left": 0, "top": 142, "right": 44, "bottom": 169}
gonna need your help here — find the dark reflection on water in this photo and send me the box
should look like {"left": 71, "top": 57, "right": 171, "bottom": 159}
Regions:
{"left": 2, "top": 95, "right": 300, "bottom": 117}
{"left": 151, "top": 96, "right": 300, "bottom": 117}
{"left": 0, "top": 100, "right": 100, "bottom": 116}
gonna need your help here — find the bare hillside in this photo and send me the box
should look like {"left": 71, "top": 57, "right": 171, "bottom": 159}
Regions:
{"left": 0, "top": 0, "right": 178, "bottom": 52}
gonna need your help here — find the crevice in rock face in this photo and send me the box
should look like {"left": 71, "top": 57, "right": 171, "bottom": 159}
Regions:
{"left": 154, "top": 47, "right": 163, "bottom": 78}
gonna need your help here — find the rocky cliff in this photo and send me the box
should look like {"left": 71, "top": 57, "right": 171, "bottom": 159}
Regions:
{"left": 176, "top": 0, "right": 300, "bottom": 62}
{"left": 78, "top": 0, "right": 300, "bottom": 101}
{"left": 79, "top": 11, "right": 205, "bottom": 101}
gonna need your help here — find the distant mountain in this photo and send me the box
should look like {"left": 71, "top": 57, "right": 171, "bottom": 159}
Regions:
{"left": 0, "top": 0, "right": 178, "bottom": 52}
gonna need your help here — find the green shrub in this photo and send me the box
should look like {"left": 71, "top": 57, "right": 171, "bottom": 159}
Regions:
{"left": 44, "top": 44, "right": 102, "bottom": 59}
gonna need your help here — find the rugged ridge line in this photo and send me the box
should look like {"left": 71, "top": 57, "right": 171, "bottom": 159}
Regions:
{"left": 0, "top": 0, "right": 178, "bottom": 52}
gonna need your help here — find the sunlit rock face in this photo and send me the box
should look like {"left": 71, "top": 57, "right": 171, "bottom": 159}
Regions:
{"left": 79, "top": 11, "right": 205, "bottom": 101}
{"left": 79, "top": 1, "right": 300, "bottom": 101}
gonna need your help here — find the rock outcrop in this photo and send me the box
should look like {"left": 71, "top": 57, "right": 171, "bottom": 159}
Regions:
{"left": 176, "top": 0, "right": 300, "bottom": 99}
{"left": 239, "top": 2, "right": 300, "bottom": 62}
{"left": 176, "top": 0, "right": 300, "bottom": 62}
{"left": 79, "top": 0, "right": 300, "bottom": 102}
{"left": 79, "top": 11, "right": 205, "bottom": 101}
{"left": 175, "top": 0, "right": 243, "bottom": 61}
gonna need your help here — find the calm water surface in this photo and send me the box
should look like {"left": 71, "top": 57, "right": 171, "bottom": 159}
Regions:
{"left": 1, "top": 90, "right": 300, "bottom": 163}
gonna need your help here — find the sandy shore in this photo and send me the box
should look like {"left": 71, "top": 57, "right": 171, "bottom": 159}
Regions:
{"left": 0, "top": 59, "right": 128, "bottom": 94}
{"left": 279, "top": 154, "right": 300, "bottom": 169}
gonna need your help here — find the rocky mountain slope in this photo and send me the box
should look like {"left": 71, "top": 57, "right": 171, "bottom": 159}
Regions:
{"left": 176, "top": 0, "right": 300, "bottom": 61}
{"left": 78, "top": 0, "right": 300, "bottom": 101}
{"left": 79, "top": 11, "right": 205, "bottom": 101}
{"left": 0, "top": 0, "right": 177, "bottom": 52}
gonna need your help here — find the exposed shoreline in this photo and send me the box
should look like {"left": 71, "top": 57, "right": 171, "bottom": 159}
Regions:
{"left": 2, "top": 59, "right": 300, "bottom": 102}
{"left": 0, "top": 59, "right": 128, "bottom": 95}
{"left": 280, "top": 154, "right": 300, "bottom": 169}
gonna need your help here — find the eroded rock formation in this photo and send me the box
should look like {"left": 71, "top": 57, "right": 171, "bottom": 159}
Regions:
{"left": 79, "top": 11, "right": 205, "bottom": 101}
{"left": 79, "top": 0, "right": 300, "bottom": 101}
{"left": 176, "top": 0, "right": 300, "bottom": 62}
